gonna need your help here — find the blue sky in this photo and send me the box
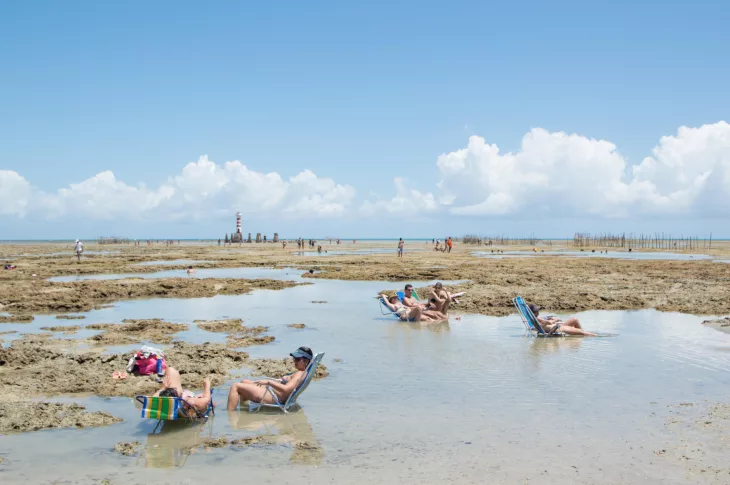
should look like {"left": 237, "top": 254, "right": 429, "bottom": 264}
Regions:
{"left": 1, "top": 0, "right": 729, "bottom": 239}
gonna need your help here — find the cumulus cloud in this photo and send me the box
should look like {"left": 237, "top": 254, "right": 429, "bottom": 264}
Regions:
{"left": 0, "top": 170, "right": 33, "bottom": 217}
{"left": 3, "top": 122, "right": 729, "bottom": 225}
{"left": 435, "top": 121, "right": 730, "bottom": 218}
{"left": 1, "top": 156, "right": 356, "bottom": 221}
{"left": 360, "top": 177, "right": 438, "bottom": 216}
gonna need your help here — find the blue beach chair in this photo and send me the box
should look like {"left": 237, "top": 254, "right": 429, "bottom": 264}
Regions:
{"left": 249, "top": 353, "right": 325, "bottom": 413}
{"left": 512, "top": 296, "right": 563, "bottom": 337}
{"left": 380, "top": 289, "right": 422, "bottom": 317}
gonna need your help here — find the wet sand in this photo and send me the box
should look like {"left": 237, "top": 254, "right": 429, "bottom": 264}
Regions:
{"left": 2, "top": 240, "right": 729, "bottom": 317}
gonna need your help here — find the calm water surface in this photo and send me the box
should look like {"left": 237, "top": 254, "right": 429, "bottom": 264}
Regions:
{"left": 473, "top": 250, "right": 714, "bottom": 261}
{"left": 48, "top": 267, "right": 309, "bottom": 283}
{"left": 133, "top": 259, "right": 213, "bottom": 266}
{"left": 2, "top": 273, "right": 730, "bottom": 484}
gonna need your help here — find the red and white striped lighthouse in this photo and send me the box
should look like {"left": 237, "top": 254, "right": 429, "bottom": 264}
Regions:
{"left": 236, "top": 212, "right": 242, "bottom": 234}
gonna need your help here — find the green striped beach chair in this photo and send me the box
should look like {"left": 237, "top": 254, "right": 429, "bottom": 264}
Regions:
{"left": 136, "top": 391, "right": 214, "bottom": 426}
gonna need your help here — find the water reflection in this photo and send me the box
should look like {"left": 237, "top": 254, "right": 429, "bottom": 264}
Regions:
{"left": 143, "top": 420, "right": 213, "bottom": 468}
{"left": 227, "top": 410, "right": 323, "bottom": 465}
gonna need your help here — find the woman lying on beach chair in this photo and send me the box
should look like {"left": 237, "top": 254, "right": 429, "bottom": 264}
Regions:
{"left": 380, "top": 294, "right": 447, "bottom": 322}
{"left": 528, "top": 303, "right": 596, "bottom": 337}
{"left": 153, "top": 367, "right": 213, "bottom": 417}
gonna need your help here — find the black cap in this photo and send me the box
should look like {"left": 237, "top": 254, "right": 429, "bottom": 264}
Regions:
{"left": 290, "top": 346, "right": 313, "bottom": 360}
{"left": 528, "top": 303, "right": 541, "bottom": 314}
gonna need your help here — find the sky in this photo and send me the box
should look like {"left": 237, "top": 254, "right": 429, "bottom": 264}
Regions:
{"left": 1, "top": 0, "right": 729, "bottom": 239}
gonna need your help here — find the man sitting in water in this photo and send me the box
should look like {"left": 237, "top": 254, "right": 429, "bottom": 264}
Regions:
{"left": 227, "top": 346, "right": 314, "bottom": 410}
{"left": 528, "top": 303, "right": 596, "bottom": 336}
{"left": 380, "top": 294, "right": 446, "bottom": 322}
{"left": 154, "top": 367, "right": 212, "bottom": 416}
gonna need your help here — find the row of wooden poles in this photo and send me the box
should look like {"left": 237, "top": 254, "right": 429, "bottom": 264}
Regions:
{"left": 461, "top": 234, "right": 552, "bottom": 246}
{"left": 460, "top": 233, "right": 712, "bottom": 250}
{"left": 571, "top": 233, "right": 711, "bottom": 250}
{"left": 97, "top": 237, "right": 131, "bottom": 245}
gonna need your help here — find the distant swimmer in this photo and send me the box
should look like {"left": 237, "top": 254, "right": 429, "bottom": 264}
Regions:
{"left": 528, "top": 303, "right": 596, "bottom": 337}
{"left": 74, "top": 239, "right": 84, "bottom": 262}
{"left": 187, "top": 266, "right": 195, "bottom": 275}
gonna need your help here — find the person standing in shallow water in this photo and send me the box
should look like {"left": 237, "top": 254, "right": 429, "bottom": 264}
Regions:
{"left": 397, "top": 238, "right": 404, "bottom": 258}
{"left": 74, "top": 239, "right": 84, "bottom": 262}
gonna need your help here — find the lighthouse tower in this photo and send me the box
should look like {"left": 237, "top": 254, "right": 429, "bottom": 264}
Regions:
{"left": 236, "top": 212, "right": 242, "bottom": 235}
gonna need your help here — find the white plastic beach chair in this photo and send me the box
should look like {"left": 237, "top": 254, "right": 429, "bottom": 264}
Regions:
{"left": 249, "top": 353, "right": 324, "bottom": 413}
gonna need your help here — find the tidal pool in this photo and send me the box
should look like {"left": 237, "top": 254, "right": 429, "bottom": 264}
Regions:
{"left": 133, "top": 259, "right": 213, "bottom": 266}
{"left": 48, "top": 266, "right": 309, "bottom": 283}
{"left": 2, "top": 276, "right": 730, "bottom": 484}
{"left": 473, "top": 250, "right": 714, "bottom": 261}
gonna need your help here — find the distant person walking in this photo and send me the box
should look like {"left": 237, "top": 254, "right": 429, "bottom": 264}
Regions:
{"left": 397, "top": 238, "right": 404, "bottom": 258}
{"left": 446, "top": 237, "right": 453, "bottom": 253}
{"left": 74, "top": 239, "right": 84, "bottom": 262}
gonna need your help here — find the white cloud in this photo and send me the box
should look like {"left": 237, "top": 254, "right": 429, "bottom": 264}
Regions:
{"left": 0, "top": 170, "right": 33, "bottom": 217}
{"left": 1, "top": 156, "right": 355, "bottom": 221}
{"left": 360, "top": 177, "right": 437, "bottom": 216}
{"left": 3, "top": 121, "right": 729, "bottom": 225}
{"left": 435, "top": 121, "right": 730, "bottom": 218}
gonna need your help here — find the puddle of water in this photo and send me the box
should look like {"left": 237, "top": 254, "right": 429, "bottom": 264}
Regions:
{"left": 18, "top": 250, "right": 122, "bottom": 257}
{"left": 48, "top": 267, "right": 309, "bottom": 283}
{"left": 293, "top": 248, "right": 428, "bottom": 256}
{"left": 133, "top": 259, "right": 213, "bottom": 266}
{"left": 473, "top": 250, "right": 714, "bottom": 261}
{"left": 3, "top": 277, "right": 730, "bottom": 483}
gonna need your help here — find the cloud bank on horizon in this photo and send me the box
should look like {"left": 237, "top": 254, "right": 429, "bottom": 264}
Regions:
{"left": 2, "top": 121, "right": 729, "bottom": 223}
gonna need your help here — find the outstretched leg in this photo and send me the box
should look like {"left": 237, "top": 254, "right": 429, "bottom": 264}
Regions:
{"left": 561, "top": 317, "right": 584, "bottom": 329}
{"left": 559, "top": 326, "right": 595, "bottom": 337}
{"left": 226, "top": 382, "right": 274, "bottom": 410}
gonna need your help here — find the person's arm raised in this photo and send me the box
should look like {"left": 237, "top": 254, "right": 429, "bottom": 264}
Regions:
{"left": 380, "top": 295, "right": 396, "bottom": 311}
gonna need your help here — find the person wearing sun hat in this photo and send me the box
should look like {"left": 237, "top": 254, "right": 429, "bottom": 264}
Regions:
{"left": 227, "top": 346, "right": 314, "bottom": 410}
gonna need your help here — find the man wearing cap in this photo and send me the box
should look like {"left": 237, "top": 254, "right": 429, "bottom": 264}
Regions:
{"left": 529, "top": 303, "right": 595, "bottom": 336}
{"left": 227, "top": 346, "right": 314, "bottom": 410}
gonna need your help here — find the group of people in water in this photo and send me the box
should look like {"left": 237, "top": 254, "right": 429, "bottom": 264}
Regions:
{"left": 152, "top": 346, "right": 316, "bottom": 414}
{"left": 380, "top": 282, "right": 464, "bottom": 323}
{"left": 380, "top": 282, "right": 595, "bottom": 336}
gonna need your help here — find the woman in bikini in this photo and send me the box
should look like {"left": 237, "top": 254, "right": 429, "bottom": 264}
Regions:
{"left": 226, "top": 346, "right": 313, "bottom": 410}
{"left": 154, "top": 367, "right": 212, "bottom": 416}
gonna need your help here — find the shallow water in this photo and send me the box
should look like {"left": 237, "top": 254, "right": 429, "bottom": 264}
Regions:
{"left": 473, "top": 250, "right": 714, "bottom": 261}
{"left": 48, "top": 266, "right": 310, "bottom": 283}
{"left": 3, "top": 276, "right": 730, "bottom": 484}
{"left": 133, "top": 259, "right": 213, "bottom": 266}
